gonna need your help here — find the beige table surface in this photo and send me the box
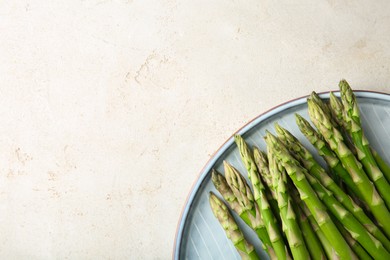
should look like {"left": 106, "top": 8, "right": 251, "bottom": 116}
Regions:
{"left": 1, "top": 0, "right": 390, "bottom": 259}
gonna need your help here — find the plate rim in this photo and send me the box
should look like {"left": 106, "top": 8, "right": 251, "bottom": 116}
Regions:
{"left": 173, "top": 90, "right": 390, "bottom": 259}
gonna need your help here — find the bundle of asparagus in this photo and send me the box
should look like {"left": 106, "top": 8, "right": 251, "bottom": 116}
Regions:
{"left": 209, "top": 80, "right": 390, "bottom": 259}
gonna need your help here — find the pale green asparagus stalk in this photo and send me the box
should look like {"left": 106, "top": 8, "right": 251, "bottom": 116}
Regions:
{"left": 284, "top": 165, "right": 326, "bottom": 260}
{"left": 268, "top": 150, "right": 310, "bottom": 260}
{"left": 371, "top": 148, "right": 390, "bottom": 182}
{"left": 209, "top": 192, "right": 260, "bottom": 260}
{"left": 276, "top": 123, "right": 390, "bottom": 252}
{"left": 298, "top": 196, "right": 336, "bottom": 259}
{"left": 273, "top": 129, "right": 390, "bottom": 259}
{"left": 252, "top": 147, "right": 282, "bottom": 224}
{"left": 307, "top": 98, "right": 390, "bottom": 237}
{"left": 288, "top": 184, "right": 328, "bottom": 260}
{"left": 234, "top": 136, "right": 289, "bottom": 260}
{"left": 211, "top": 168, "right": 269, "bottom": 253}
{"left": 332, "top": 216, "right": 372, "bottom": 260}
{"left": 254, "top": 147, "right": 323, "bottom": 259}
{"left": 265, "top": 131, "right": 356, "bottom": 260}
{"left": 223, "top": 162, "right": 279, "bottom": 258}
{"left": 339, "top": 79, "right": 390, "bottom": 207}
{"left": 303, "top": 169, "right": 390, "bottom": 260}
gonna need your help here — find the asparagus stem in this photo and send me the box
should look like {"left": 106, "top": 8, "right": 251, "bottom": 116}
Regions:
{"left": 234, "top": 136, "right": 288, "bottom": 260}
{"left": 371, "top": 147, "right": 390, "bottom": 183}
{"left": 276, "top": 123, "right": 390, "bottom": 252}
{"left": 209, "top": 192, "right": 260, "bottom": 260}
{"left": 265, "top": 132, "right": 356, "bottom": 260}
{"left": 339, "top": 80, "right": 390, "bottom": 208}
{"left": 303, "top": 168, "right": 390, "bottom": 260}
{"left": 332, "top": 216, "right": 373, "bottom": 260}
{"left": 307, "top": 98, "right": 390, "bottom": 237}
{"left": 288, "top": 176, "right": 327, "bottom": 260}
{"left": 268, "top": 150, "right": 310, "bottom": 260}
{"left": 298, "top": 197, "right": 336, "bottom": 259}
{"left": 252, "top": 147, "right": 282, "bottom": 225}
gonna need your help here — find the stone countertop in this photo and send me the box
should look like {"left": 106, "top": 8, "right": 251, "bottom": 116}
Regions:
{"left": 1, "top": 0, "right": 390, "bottom": 259}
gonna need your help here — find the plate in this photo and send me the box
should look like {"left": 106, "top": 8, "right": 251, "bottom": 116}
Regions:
{"left": 174, "top": 91, "right": 390, "bottom": 260}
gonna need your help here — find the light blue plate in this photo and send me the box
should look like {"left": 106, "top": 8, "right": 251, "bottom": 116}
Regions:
{"left": 174, "top": 91, "right": 390, "bottom": 260}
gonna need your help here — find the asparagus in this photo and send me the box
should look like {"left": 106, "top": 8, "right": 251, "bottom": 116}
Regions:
{"left": 223, "top": 161, "right": 275, "bottom": 258}
{"left": 332, "top": 216, "right": 372, "bottom": 260}
{"left": 271, "top": 130, "right": 389, "bottom": 259}
{"left": 371, "top": 148, "right": 390, "bottom": 182}
{"left": 234, "top": 136, "right": 288, "bottom": 260}
{"left": 295, "top": 113, "right": 364, "bottom": 201}
{"left": 252, "top": 147, "right": 282, "bottom": 224}
{"left": 307, "top": 98, "right": 390, "bottom": 237}
{"left": 268, "top": 150, "right": 310, "bottom": 260}
{"left": 329, "top": 92, "right": 347, "bottom": 130}
{"left": 310, "top": 91, "right": 338, "bottom": 127}
{"left": 265, "top": 132, "right": 356, "bottom": 260}
{"left": 276, "top": 123, "right": 390, "bottom": 251}
{"left": 303, "top": 168, "right": 390, "bottom": 260}
{"left": 339, "top": 80, "right": 390, "bottom": 207}
{"left": 289, "top": 188, "right": 334, "bottom": 260}
{"left": 209, "top": 192, "right": 260, "bottom": 260}
{"left": 252, "top": 147, "right": 294, "bottom": 257}
{"left": 255, "top": 147, "right": 323, "bottom": 259}
{"left": 328, "top": 91, "right": 359, "bottom": 155}
{"left": 211, "top": 168, "right": 268, "bottom": 251}
{"left": 287, "top": 173, "right": 327, "bottom": 260}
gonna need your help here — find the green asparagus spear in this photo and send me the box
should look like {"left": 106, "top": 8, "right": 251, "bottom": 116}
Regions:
{"left": 295, "top": 113, "right": 364, "bottom": 201}
{"left": 371, "top": 148, "right": 390, "bottom": 182}
{"left": 298, "top": 196, "right": 336, "bottom": 259}
{"left": 275, "top": 129, "right": 389, "bottom": 259}
{"left": 252, "top": 147, "right": 282, "bottom": 224}
{"left": 339, "top": 80, "right": 390, "bottom": 207}
{"left": 268, "top": 150, "right": 310, "bottom": 260}
{"left": 211, "top": 168, "right": 268, "bottom": 250}
{"left": 310, "top": 91, "right": 338, "bottom": 127}
{"left": 223, "top": 161, "right": 275, "bottom": 258}
{"left": 328, "top": 91, "right": 359, "bottom": 155}
{"left": 303, "top": 168, "right": 390, "bottom": 260}
{"left": 209, "top": 192, "right": 260, "bottom": 260}
{"left": 265, "top": 132, "right": 356, "bottom": 259}
{"left": 276, "top": 123, "right": 390, "bottom": 251}
{"left": 329, "top": 91, "right": 347, "bottom": 130}
{"left": 307, "top": 98, "right": 390, "bottom": 237}
{"left": 332, "top": 216, "right": 372, "bottom": 260}
{"left": 288, "top": 183, "right": 327, "bottom": 260}
{"left": 234, "top": 136, "right": 288, "bottom": 260}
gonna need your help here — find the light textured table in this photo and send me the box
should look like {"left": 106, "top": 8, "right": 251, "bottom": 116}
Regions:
{"left": 1, "top": 1, "right": 390, "bottom": 259}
